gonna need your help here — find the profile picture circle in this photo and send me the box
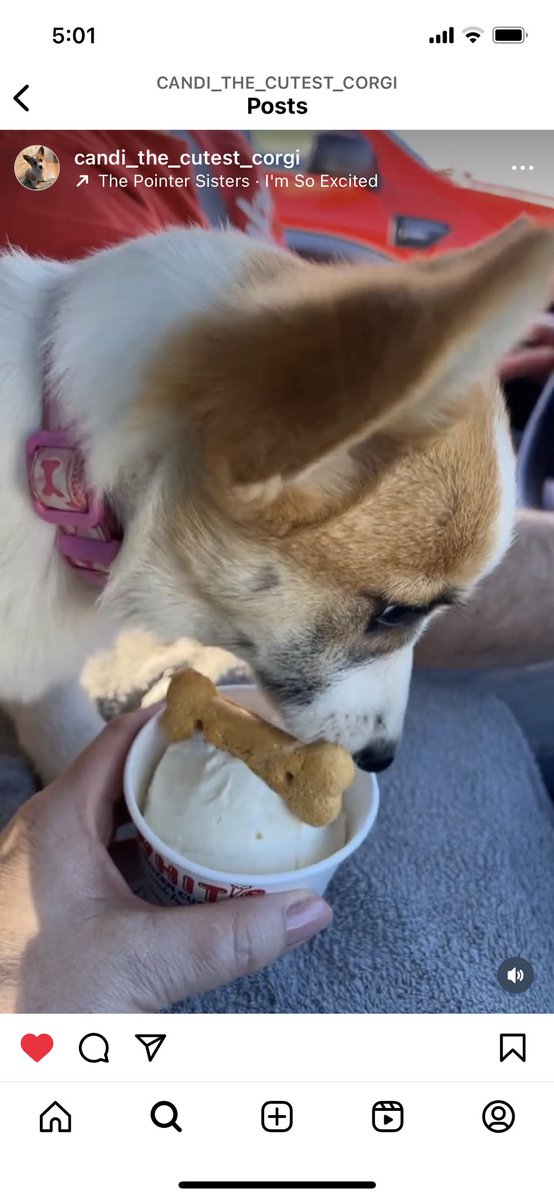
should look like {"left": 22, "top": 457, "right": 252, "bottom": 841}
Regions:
{"left": 14, "top": 144, "right": 60, "bottom": 191}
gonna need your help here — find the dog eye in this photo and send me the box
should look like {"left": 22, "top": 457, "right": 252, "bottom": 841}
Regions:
{"left": 371, "top": 603, "right": 422, "bottom": 629}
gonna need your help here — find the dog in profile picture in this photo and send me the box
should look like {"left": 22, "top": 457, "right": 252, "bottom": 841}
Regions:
{"left": 15, "top": 144, "right": 60, "bottom": 191}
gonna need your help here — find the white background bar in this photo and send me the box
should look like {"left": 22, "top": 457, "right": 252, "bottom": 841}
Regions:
{"left": 1, "top": 1014, "right": 551, "bottom": 1082}
{"left": 1, "top": 0, "right": 553, "bottom": 128}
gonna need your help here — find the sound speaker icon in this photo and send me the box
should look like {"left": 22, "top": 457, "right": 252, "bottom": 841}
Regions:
{"left": 498, "top": 957, "right": 534, "bottom": 994}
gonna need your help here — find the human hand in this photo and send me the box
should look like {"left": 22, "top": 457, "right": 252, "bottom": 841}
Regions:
{"left": 0, "top": 708, "right": 332, "bottom": 1013}
{"left": 500, "top": 311, "right": 554, "bottom": 381}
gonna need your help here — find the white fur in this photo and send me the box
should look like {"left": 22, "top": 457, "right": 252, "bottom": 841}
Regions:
{"left": 0, "top": 226, "right": 515, "bottom": 780}
{"left": 488, "top": 411, "right": 518, "bottom": 575}
{"left": 0, "top": 228, "right": 277, "bottom": 777}
{"left": 281, "top": 647, "right": 414, "bottom": 756}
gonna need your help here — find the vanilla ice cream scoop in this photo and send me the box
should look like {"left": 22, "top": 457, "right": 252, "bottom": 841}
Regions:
{"left": 143, "top": 735, "right": 346, "bottom": 874}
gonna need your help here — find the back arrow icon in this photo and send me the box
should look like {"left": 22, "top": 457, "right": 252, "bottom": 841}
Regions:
{"left": 13, "top": 85, "right": 30, "bottom": 112}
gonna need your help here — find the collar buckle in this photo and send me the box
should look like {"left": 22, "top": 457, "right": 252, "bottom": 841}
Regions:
{"left": 26, "top": 427, "right": 122, "bottom": 585}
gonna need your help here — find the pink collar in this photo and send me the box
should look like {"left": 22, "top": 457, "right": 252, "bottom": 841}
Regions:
{"left": 27, "top": 385, "right": 122, "bottom": 588}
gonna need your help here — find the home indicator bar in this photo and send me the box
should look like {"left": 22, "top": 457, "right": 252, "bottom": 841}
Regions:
{"left": 178, "top": 1185, "right": 377, "bottom": 1192}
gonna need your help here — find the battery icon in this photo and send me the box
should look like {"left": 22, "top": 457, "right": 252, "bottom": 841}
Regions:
{"left": 493, "top": 27, "right": 527, "bottom": 42}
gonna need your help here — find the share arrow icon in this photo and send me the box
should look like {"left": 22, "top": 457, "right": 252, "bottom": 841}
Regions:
{"left": 135, "top": 1034, "right": 166, "bottom": 1062}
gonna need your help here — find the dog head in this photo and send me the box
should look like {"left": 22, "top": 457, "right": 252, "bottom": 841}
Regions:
{"left": 23, "top": 152, "right": 45, "bottom": 183}
{"left": 129, "top": 222, "right": 554, "bottom": 764}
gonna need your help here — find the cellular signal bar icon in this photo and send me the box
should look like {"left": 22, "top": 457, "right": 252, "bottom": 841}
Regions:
{"left": 429, "top": 26, "right": 454, "bottom": 43}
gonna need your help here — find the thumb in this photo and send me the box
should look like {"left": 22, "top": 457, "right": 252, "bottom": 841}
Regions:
{"left": 59, "top": 707, "right": 161, "bottom": 841}
{"left": 124, "top": 890, "right": 332, "bottom": 1008}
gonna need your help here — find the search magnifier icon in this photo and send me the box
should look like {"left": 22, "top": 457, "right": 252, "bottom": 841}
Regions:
{"left": 150, "top": 1101, "right": 182, "bottom": 1132}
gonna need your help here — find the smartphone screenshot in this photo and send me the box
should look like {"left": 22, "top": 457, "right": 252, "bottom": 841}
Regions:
{"left": 0, "top": 3, "right": 553, "bottom": 1196}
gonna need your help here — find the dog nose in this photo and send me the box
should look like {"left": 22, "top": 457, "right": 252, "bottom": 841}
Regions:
{"left": 354, "top": 745, "right": 396, "bottom": 774}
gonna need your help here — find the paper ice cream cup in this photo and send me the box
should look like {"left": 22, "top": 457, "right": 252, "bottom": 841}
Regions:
{"left": 124, "top": 684, "right": 379, "bottom": 906}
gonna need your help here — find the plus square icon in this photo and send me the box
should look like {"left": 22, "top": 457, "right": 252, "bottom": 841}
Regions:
{"left": 261, "top": 1101, "right": 293, "bottom": 1132}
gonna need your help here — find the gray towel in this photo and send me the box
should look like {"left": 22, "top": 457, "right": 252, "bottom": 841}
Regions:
{"left": 172, "top": 678, "right": 554, "bottom": 1013}
{"left": 1, "top": 674, "right": 553, "bottom": 1013}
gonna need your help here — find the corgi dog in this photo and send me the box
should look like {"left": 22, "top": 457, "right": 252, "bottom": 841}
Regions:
{"left": 0, "top": 221, "right": 553, "bottom": 783}
{"left": 22, "top": 147, "right": 45, "bottom": 189}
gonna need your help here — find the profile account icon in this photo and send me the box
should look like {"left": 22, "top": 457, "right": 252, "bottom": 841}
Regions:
{"left": 482, "top": 1100, "right": 515, "bottom": 1133}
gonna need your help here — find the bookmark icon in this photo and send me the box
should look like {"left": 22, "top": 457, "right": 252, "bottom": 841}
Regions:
{"left": 500, "top": 1033, "right": 526, "bottom": 1063}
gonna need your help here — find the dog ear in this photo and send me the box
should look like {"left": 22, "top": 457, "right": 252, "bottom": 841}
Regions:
{"left": 23, "top": 155, "right": 33, "bottom": 165}
{"left": 37, "top": 146, "right": 45, "bottom": 158}
{"left": 410, "top": 217, "right": 531, "bottom": 274}
{"left": 177, "top": 222, "right": 554, "bottom": 487}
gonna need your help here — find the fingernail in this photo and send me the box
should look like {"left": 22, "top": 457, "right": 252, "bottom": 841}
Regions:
{"left": 285, "top": 897, "right": 332, "bottom": 948}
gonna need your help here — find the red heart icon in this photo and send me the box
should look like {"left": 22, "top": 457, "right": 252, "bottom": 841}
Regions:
{"left": 21, "top": 1033, "right": 54, "bottom": 1062}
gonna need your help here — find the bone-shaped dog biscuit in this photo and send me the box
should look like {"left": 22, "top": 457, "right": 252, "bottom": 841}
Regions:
{"left": 162, "top": 667, "right": 355, "bottom": 827}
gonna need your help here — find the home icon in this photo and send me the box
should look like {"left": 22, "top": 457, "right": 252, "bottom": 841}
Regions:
{"left": 39, "top": 1101, "right": 72, "bottom": 1133}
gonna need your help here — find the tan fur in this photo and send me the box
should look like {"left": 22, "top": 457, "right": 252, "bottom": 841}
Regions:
{"left": 147, "top": 224, "right": 554, "bottom": 614}
{"left": 151, "top": 222, "right": 554, "bottom": 495}
{"left": 9, "top": 222, "right": 554, "bottom": 785}
{"left": 137, "top": 223, "right": 554, "bottom": 760}
{"left": 285, "top": 397, "right": 504, "bottom": 598}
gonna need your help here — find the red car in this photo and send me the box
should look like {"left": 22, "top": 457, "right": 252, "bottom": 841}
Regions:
{"left": 268, "top": 131, "right": 554, "bottom": 263}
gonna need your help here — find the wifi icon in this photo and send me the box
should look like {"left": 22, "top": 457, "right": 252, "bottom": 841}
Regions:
{"left": 463, "top": 26, "right": 484, "bottom": 42}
